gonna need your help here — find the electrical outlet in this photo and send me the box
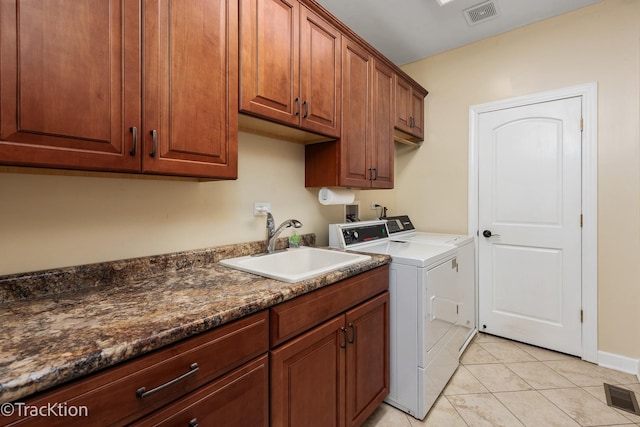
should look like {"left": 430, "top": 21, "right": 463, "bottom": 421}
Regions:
{"left": 371, "top": 202, "right": 380, "bottom": 210}
{"left": 254, "top": 202, "right": 271, "bottom": 216}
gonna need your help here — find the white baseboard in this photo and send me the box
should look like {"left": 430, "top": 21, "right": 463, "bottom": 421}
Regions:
{"left": 598, "top": 350, "right": 640, "bottom": 381}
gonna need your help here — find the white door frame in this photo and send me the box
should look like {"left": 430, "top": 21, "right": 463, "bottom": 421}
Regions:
{"left": 468, "top": 83, "right": 598, "bottom": 363}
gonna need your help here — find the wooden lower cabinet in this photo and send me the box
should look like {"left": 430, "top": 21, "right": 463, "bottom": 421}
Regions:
{"left": 2, "top": 311, "right": 269, "bottom": 427}
{"left": 345, "top": 293, "right": 390, "bottom": 427}
{"left": 271, "top": 291, "right": 390, "bottom": 427}
{"left": 135, "top": 354, "right": 268, "bottom": 427}
{"left": 3, "top": 268, "right": 389, "bottom": 427}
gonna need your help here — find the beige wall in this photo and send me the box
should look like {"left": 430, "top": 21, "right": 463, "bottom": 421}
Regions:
{"left": 399, "top": 0, "right": 640, "bottom": 359}
{"left": 0, "top": 132, "right": 396, "bottom": 275}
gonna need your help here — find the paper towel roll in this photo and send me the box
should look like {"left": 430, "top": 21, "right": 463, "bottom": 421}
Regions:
{"left": 318, "top": 187, "right": 355, "bottom": 205}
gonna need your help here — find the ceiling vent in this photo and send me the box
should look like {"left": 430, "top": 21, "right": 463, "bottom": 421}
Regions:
{"left": 463, "top": 0, "right": 500, "bottom": 26}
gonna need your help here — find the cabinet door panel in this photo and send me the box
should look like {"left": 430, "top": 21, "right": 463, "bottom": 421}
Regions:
{"left": 300, "top": 6, "right": 341, "bottom": 138}
{"left": 410, "top": 89, "right": 425, "bottom": 139}
{"left": 271, "top": 316, "right": 345, "bottom": 427}
{"left": 0, "top": 0, "right": 140, "bottom": 171}
{"left": 346, "top": 292, "right": 390, "bottom": 427}
{"left": 143, "top": 0, "right": 238, "bottom": 178}
{"left": 239, "top": 0, "right": 299, "bottom": 126}
{"left": 340, "top": 38, "right": 371, "bottom": 188}
{"left": 394, "top": 77, "right": 412, "bottom": 134}
{"left": 371, "top": 60, "right": 394, "bottom": 189}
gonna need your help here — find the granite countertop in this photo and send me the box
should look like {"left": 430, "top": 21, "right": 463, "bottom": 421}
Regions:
{"left": 0, "top": 235, "right": 390, "bottom": 403}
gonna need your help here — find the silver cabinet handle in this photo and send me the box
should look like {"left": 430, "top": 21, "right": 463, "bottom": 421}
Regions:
{"left": 129, "top": 127, "right": 137, "bottom": 156}
{"left": 136, "top": 363, "right": 199, "bottom": 399}
{"left": 189, "top": 419, "right": 199, "bottom": 427}
{"left": 302, "top": 100, "right": 308, "bottom": 119}
{"left": 149, "top": 129, "right": 158, "bottom": 157}
{"left": 294, "top": 97, "right": 300, "bottom": 116}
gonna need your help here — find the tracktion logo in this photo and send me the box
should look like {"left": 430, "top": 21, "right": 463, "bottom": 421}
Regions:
{"left": 1, "top": 402, "right": 89, "bottom": 418}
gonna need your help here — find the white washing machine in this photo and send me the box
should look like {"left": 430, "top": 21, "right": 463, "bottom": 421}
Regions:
{"left": 329, "top": 220, "right": 468, "bottom": 420}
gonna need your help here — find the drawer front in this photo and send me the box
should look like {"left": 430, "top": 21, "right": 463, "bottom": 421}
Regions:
{"left": 270, "top": 265, "right": 389, "bottom": 347}
{"left": 135, "top": 354, "right": 269, "bottom": 427}
{"left": 7, "top": 311, "right": 268, "bottom": 427}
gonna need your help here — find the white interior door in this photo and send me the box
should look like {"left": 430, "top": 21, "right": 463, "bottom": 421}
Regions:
{"left": 478, "top": 96, "right": 582, "bottom": 356}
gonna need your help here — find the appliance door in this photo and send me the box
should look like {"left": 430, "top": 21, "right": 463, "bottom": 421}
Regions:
{"left": 418, "top": 257, "right": 461, "bottom": 418}
{"left": 420, "top": 257, "right": 459, "bottom": 367}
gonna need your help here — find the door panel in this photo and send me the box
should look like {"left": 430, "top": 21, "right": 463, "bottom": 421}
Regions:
{"left": 478, "top": 96, "right": 582, "bottom": 356}
{"left": 370, "top": 60, "right": 394, "bottom": 189}
{"left": 300, "top": 6, "right": 341, "bottom": 137}
{"left": 340, "top": 38, "right": 371, "bottom": 188}
{"left": 239, "top": 0, "right": 299, "bottom": 126}
{"left": 0, "top": 0, "right": 140, "bottom": 171}
{"left": 143, "top": 0, "right": 238, "bottom": 178}
{"left": 270, "top": 316, "right": 345, "bottom": 427}
{"left": 345, "top": 292, "right": 389, "bottom": 427}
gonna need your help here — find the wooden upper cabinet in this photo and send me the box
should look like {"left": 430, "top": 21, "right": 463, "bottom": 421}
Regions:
{"left": 299, "top": 5, "right": 341, "bottom": 137}
{"left": 340, "top": 38, "right": 371, "bottom": 188}
{"left": 142, "top": 0, "right": 238, "bottom": 179}
{"left": 305, "top": 41, "right": 394, "bottom": 189}
{"left": 239, "top": 0, "right": 341, "bottom": 138}
{"left": 0, "top": 0, "right": 237, "bottom": 179}
{"left": 0, "top": 0, "right": 141, "bottom": 172}
{"left": 370, "top": 59, "right": 395, "bottom": 189}
{"left": 394, "top": 75, "right": 426, "bottom": 141}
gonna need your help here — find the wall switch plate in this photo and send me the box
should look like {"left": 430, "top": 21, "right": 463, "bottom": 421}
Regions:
{"left": 254, "top": 202, "right": 271, "bottom": 216}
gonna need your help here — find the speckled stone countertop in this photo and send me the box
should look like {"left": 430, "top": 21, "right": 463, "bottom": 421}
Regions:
{"left": 0, "top": 234, "right": 390, "bottom": 403}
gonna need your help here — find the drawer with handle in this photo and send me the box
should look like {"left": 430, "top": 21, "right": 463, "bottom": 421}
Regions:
{"left": 4, "top": 310, "right": 269, "bottom": 426}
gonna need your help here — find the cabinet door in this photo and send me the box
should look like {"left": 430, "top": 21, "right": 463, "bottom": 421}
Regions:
{"left": 143, "top": 0, "right": 237, "bottom": 179}
{"left": 345, "top": 292, "right": 390, "bottom": 427}
{"left": 299, "top": 6, "right": 341, "bottom": 138}
{"left": 239, "top": 0, "right": 300, "bottom": 127}
{"left": 136, "top": 355, "right": 269, "bottom": 427}
{"left": 0, "top": 0, "right": 140, "bottom": 172}
{"left": 394, "top": 76, "right": 412, "bottom": 135}
{"left": 395, "top": 75, "right": 426, "bottom": 141}
{"left": 340, "top": 37, "right": 372, "bottom": 188}
{"left": 370, "top": 60, "right": 395, "bottom": 189}
{"left": 271, "top": 316, "right": 346, "bottom": 427}
{"left": 410, "top": 89, "right": 425, "bottom": 140}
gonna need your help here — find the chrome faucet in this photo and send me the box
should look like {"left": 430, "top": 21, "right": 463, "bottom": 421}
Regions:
{"left": 266, "top": 212, "right": 302, "bottom": 254}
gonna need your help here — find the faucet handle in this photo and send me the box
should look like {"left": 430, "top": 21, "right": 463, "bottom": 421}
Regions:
{"left": 266, "top": 212, "right": 275, "bottom": 237}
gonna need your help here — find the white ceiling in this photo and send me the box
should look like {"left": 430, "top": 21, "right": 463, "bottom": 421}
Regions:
{"left": 315, "top": 0, "right": 603, "bottom": 65}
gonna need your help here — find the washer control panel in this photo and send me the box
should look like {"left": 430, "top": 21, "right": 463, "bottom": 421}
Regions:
{"left": 329, "top": 220, "right": 389, "bottom": 249}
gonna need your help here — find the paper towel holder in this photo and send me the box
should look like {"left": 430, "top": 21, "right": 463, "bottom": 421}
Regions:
{"left": 318, "top": 187, "right": 355, "bottom": 205}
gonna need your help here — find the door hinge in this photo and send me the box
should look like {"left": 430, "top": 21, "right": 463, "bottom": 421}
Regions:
{"left": 580, "top": 117, "right": 584, "bottom": 132}
{"left": 580, "top": 214, "right": 583, "bottom": 227}
{"left": 580, "top": 309, "right": 584, "bottom": 323}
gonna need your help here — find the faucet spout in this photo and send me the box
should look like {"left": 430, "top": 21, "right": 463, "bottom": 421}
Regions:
{"left": 266, "top": 214, "right": 302, "bottom": 254}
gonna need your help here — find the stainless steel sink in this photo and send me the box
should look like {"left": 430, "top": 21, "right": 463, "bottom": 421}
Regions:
{"left": 219, "top": 247, "right": 371, "bottom": 283}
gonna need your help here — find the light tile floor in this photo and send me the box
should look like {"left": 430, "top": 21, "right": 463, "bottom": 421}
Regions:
{"left": 364, "top": 333, "right": 640, "bottom": 427}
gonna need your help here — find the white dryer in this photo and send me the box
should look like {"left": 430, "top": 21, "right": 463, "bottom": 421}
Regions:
{"left": 383, "top": 215, "right": 477, "bottom": 355}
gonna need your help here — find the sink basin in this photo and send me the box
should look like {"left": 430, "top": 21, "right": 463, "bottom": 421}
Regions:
{"left": 219, "top": 247, "right": 371, "bottom": 283}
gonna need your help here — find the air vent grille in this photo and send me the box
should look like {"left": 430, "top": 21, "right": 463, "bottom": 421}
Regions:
{"left": 464, "top": 1, "right": 500, "bottom": 26}
{"left": 604, "top": 383, "right": 640, "bottom": 415}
